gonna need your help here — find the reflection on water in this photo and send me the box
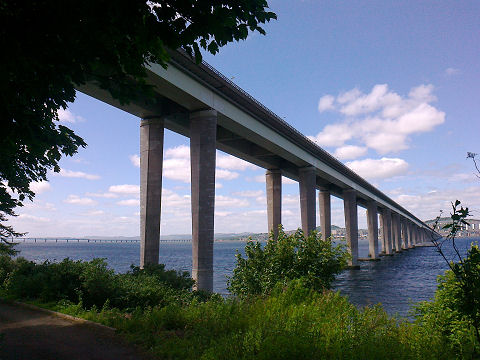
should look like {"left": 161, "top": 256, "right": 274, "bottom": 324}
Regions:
{"left": 13, "top": 237, "right": 478, "bottom": 317}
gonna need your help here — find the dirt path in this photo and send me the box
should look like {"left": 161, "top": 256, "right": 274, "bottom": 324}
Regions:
{"left": 0, "top": 302, "right": 153, "bottom": 360}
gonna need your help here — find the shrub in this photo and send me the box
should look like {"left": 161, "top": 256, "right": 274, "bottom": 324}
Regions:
{"left": 227, "top": 228, "right": 349, "bottom": 296}
{"left": 0, "top": 255, "right": 14, "bottom": 286}
{"left": 114, "top": 281, "right": 454, "bottom": 360}
{"left": 414, "top": 243, "right": 480, "bottom": 357}
{"left": 128, "top": 263, "right": 195, "bottom": 290}
{"left": 0, "top": 257, "right": 204, "bottom": 310}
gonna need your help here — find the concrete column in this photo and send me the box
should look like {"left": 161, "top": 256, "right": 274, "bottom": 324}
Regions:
{"left": 318, "top": 188, "right": 331, "bottom": 241}
{"left": 392, "top": 213, "right": 402, "bottom": 253}
{"left": 298, "top": 166, "right": 316, "bottom": 235}
{"left": 422, "top": 228, "right": 428, "bottom": 243}
{"left": 401, "top": 218, "right": 408, "bottom": 250}
{"left": 408, "top": 222, "right": 414, "bottom": 248}
{"left": 379, "top": 213, "right": 385, "bottom": 253}
{"left": 343, "top": 189, "right": 358, "bottom": 267}
{"left": 140, "top": 117, "right": 164, "bottom": 267}
{"left": 366, "top": 201, "right": 379, "bottom": 259}
{"left": 190, "top": 109, "right": 217, "bottom": 292}
{"left": 266, "top": 169, "right": 282, "bottom": 239}
{"left": 382, "top": 208, "right": 393, "bottom": 255}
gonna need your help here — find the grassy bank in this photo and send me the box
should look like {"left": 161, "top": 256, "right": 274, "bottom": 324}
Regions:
{"left": 1, "top": 229, "right": 479, "bottom": 359}
{"left": 53, "top": 281, "right": 457, "bottom": 360}
{"left": 0, "top": 256, "right": 478, "bottom": 359}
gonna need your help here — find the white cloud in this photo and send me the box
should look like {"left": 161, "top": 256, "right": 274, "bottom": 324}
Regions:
{"left": 309, "top": 123, "right": 354, "bottom": 147}
{"left": 163, "top": 158, "right": 190, "bottom": 182}
{"left": 318, "top": 95, "right": 335, "bottom": 112}
{"left": 57, "top": 169, "right": 100, "bottom": 180}
{"left": 445, "top": 67, "right": 460, "bottom": 76}
{"left": 216, "top": 154, "right": 258, "bottom": 171}
{"left": 253, "top": 175, "right": 266, "bottom": 183}
{"left": 81, "top": 210, "right": 105, "bottom": 216}
{"left": 30, "top": 181, "right": 51, "bottom": 194}
{"left": 17, "top": 214, "right": 50, "bottom": 223}
{"left": 117, "top": 199, "right": 140, "bottom": 206}
{"left": 57, "top": 109, "right": 85, "bottom": 123}
{"left": 392, "top": 186, "right": 480, "bottom": 222}
{"left": 345, "top": 157, "right": 409, "bottom": 180}
{"left": 312, "top": 84, "right": 445, "bottom": 154}
{"left": 215, "top": 195, "right": 249, "bottom": 208}
{"left": 131, "top": 146, "right": 256, "bottom": 183}
{"left": 109, "top": 184, "right": 140, "bottom": 195}
{"left": 283, "top": 194, "right": 300, "bottom": 205}
{"left": 232, "top": 190, "right": 264, "bottom": 197}
{"left": 333, "top": 145, "right": 368, "bottom": 160}
{"left": 161, "top": 188, "right": 190, "bottom": 211}
{"left": 215, "top": 211, "right": 232, "bottom": 217}
{"left": 129, "top": 154, "right": 140, "bottom": 167}
{"left": 23, "top": 201, "right": 56, "bottom": 211}
{"left": 165, "top": 145, "right": 190, "bottom": 159}
{"left": 449, "top": 173, "right": 478, "bottom": 183}
{"left": 86, "top": 192, "right": 118, "bottom": 198}
{"left": 216, "top": 169, "right": 239, "bottom": 180}
{"left": 64, "top": 195, "right": 97, "bottom": 206}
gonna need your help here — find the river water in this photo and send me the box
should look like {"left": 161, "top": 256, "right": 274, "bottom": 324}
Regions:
{"left": 12, "top": 237, "right": 478, "bottom": 317}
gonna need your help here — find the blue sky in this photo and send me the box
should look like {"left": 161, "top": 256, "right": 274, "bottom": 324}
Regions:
{"left": 10, "top": 1, "right": 480, "bottom": 237}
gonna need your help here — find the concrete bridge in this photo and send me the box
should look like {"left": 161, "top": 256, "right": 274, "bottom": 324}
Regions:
{"left": 79, "top": 50, "right": 436, "bottom": 292}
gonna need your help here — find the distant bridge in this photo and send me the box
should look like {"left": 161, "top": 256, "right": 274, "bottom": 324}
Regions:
{"left": 78, "top": 50, "right": 437, "bottom": 292}
{"left": 18, "top": 238, "right": 190, "bottom": 243}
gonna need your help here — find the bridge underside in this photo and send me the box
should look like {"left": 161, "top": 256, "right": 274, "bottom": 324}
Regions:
{"left": 78, "top": 51, "right": 436, "bottom": 291}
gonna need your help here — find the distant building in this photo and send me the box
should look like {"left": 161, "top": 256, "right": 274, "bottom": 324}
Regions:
{"left": 425, "top": 217, "right": 480, "bottom": 237}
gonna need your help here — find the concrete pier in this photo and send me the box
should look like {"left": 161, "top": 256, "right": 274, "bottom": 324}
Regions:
{"left": 379, "top": 214, "right": 385, "bottom": 254}
{"left": 266, "top": 169, "right": 282, "bottom": 239}
{"left": 392, "top": 213, "right": 402, "bottom": 252}
{"left": 318, "top": 188, "right": 331, "bottom": 241}
{"left": 383, "top": 208, "right": 393, "bottom": 255}
{"left": 407, "top": 222, "right": 414, "bottom": 248}
{"left": 343, "top": 189, "right": 358, "bottom": 267}
{"left": 299, "top": 166, "right": 317, "bottom": 235}
{"left": 401, "top": 218, "right": 408, "bottom": 250}
{"left": 366, "top": 201, "right": 379, "bottom": 259}
{"left": 140, "top": 117, "right": 164, "bottom": 267}
{"left": 190, "top": 110, "right": 217, "bottom": 292}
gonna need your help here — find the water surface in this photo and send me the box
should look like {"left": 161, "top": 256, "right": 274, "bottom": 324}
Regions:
{"left": 13, "top": 237, "right": 478, "bottom": 317}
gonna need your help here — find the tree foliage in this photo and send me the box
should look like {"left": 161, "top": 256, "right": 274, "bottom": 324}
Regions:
{"left": 0, "top": 257, "right": 205, "bottom": 310}
{"left": 0, "top": 0, "right": 276, "bottom": 248}
{"left": 428, "top": 153, "right": 480, "bottom": 349}
{"left": 227, "top": 228, "right": 349, "bottom": 297}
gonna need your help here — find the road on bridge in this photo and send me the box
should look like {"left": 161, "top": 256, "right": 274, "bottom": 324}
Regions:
{"left": 0, "top": 301, "right": 153, "bottom": 360}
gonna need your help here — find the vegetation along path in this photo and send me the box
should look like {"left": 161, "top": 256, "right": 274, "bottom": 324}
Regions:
{"left": 0, "top": 301, "right": 152, "bottom": 360}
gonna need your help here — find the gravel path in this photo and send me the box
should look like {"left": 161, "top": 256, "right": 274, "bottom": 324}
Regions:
{"left": 0, "top": 302, "right": 153, "bottom": 360}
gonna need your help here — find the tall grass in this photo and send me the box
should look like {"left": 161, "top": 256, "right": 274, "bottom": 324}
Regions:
{"left": 56, "top": 280, "right": 457, "bottom": 360}
{"left": 0, "top": 254, "right": 476, "bottom": 359}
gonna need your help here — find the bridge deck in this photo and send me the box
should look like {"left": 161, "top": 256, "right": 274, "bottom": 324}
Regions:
{"left": 79, "top": 50, "right": 428, "bottom": 229}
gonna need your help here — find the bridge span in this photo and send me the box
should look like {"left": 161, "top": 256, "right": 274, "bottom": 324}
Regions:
{"left": 79, "top": 50, "right": 436, "bottom": 291}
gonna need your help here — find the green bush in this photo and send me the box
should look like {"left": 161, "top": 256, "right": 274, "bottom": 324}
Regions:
{"left": 0, "top": 257, "right": 204, "bottom": 310}
{"left": 0, "top": 255, "right": 14, "bottom": 286}
{"left": 227, "top": 228, "right": 349, "bottom": 296}
{"left": 101, "top": 281, "right": 454, "bottom": 360}
{"left": 414, "top": 243, "right": 480, "bottom": 357}
{"left": 128, "top": 263, "right": 195, "bottom": 290}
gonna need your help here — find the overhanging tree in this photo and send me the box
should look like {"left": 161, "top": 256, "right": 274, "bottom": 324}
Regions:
{"left": 0, "top": 0, "right": 276, "bottom": 251}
